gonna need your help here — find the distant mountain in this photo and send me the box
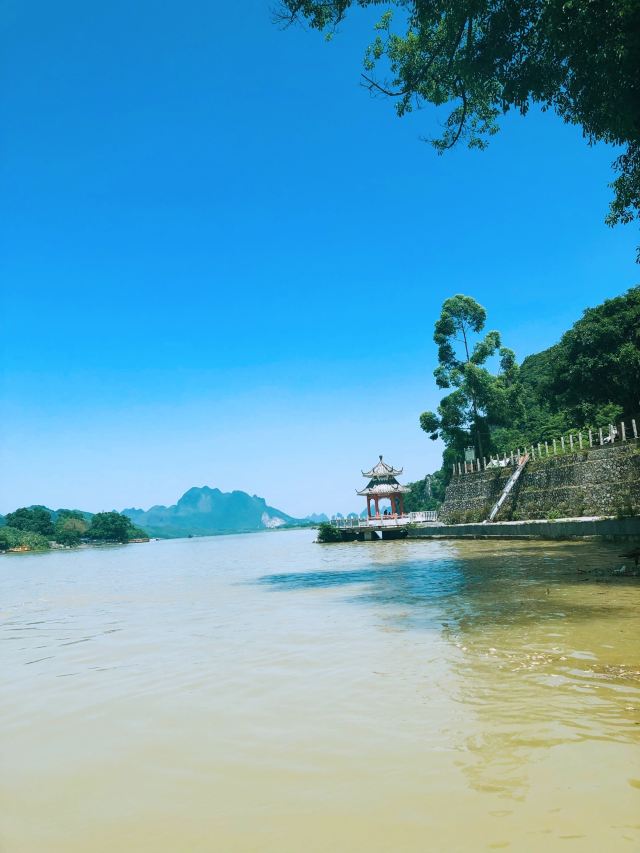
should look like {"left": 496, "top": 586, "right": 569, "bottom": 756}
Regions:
{"left": 305, "top": 513, "right": 329, "bottom": 523}
{"left": 122, "top": 486, "right": 306, "bottom": 538}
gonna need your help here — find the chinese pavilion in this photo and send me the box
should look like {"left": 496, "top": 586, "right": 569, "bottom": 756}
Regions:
{"left": 357, "top": 455, "right": 411, "bottom": 518}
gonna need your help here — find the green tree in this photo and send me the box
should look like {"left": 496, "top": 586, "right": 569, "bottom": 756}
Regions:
{"left": 278, "top": 1, "right": 640, "bottom": 255}
{"left": 420, "top": 294, "right": 518, "bottom": 459}
{"left": 54, "top": 511, "right": 88, "bottom": 547}
{"left": 549, "top": 285, "right": 640, "bottom": 420}
{"left": 5, "top": 507, "right": 54, "bottom": 537}
{"left": 86, "top": 512, "right": 136, "bottom": 543}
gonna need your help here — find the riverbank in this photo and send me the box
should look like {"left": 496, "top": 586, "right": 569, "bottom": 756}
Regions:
{"left": 324, "top": 515, "right": 640, "bottom": 544}
{"left": 408, "top": 515, "right": 640, "bottom": 542}
{"left": 1, "top": 538, "right": 151, "bottom": 555}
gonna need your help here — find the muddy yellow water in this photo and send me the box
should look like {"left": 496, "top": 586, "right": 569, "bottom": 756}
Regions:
{"left": 1, "top": 531, "right": 639, "bottom": 852}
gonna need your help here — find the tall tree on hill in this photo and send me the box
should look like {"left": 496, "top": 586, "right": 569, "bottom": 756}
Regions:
{"left": 277, "top": 0, "right": 640, "bottom": 257}
{"left": 420, "top": 294, "right": 522, "bottom": 461}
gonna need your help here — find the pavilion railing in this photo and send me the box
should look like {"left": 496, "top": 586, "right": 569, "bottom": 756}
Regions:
{"left": 331, "top": 511, "right": 438, "bottom": 529}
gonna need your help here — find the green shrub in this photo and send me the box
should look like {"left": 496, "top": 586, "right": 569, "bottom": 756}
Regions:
{"left": 316, "top": 522, "right": 343, "bottom": 543}
{"left": 445, "top": 510, "right": 463, "bottom": 525}
{"left": 614, "top": 497, "right": 634, "bottom": 519}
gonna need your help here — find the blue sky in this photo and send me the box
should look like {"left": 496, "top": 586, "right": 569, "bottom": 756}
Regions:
{"left": 1, "top": 0, "right": 638, "bottom": 517}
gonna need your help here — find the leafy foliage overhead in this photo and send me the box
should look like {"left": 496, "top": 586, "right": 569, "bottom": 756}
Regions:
{"left": 278, "top": 0, "right": 640, "bottom": 254}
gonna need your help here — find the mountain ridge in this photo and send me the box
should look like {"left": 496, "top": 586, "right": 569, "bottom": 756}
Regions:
{"left": 121, "top": 485, "right": 310, "bottom": 537}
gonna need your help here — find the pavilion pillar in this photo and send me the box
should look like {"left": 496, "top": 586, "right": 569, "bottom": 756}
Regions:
{"left": 367, "top": 496, "right": 372, "bottom": 518}
{"left": 374, "top": 496, "right": 380, "bottom": 517}
{"left": 399, "top": 494, "right": 404, "bottom": 516}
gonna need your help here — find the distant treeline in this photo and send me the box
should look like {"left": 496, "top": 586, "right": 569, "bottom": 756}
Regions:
{"left": 0, "top": 506, "right": 148, "bottom": 552}
{"left": 411, "top": 286, "right": 640, "bottom": 511}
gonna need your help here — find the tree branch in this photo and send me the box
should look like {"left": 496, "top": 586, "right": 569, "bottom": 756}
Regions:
{"left": 446, "top": 17, "right": 468, "bottom": 73}
{"left": 360, "top": 73, "right": 411, "bottom": 97}
{"left": 273, "top": 2, "right": 345, "bottom": 29}
{"left": 442, "top": 84, "right": 468, "bottom": 150}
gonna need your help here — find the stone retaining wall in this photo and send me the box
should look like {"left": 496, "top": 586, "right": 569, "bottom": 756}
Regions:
{"left": 407, "top": 516, "right": 640, "bottom": 541}
{"left": 439, "top": 441, "right": 640, "bottom": 524}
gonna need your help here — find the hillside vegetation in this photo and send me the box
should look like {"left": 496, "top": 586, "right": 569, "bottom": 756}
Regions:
{"left": 411, "top": 286, "right": 640, "bottom": 511}
{"left": 492, "top": 286, "right": 640, "bottom": 453}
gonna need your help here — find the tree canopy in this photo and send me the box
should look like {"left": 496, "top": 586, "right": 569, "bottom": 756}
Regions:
{"left": 86, "top": 511, "right": 145, "bottom": 543}
{"left": 5, "top": 507, "right": 55, "bottom": 537}
{"left": 278, "top": 0, "right": 640, "bottom": 255}
{"left": 54, "top": 511, "right": 89, "bottom": 548}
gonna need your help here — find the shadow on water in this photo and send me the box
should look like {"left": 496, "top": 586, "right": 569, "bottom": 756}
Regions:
{"left": 258, "top": 540, "right": 640, "bottom": 802}
{"left": 257, "top": 541, "right": 638, "bottom": 631}
{"left": 258, "top": 556, "right": 468, "bottom": 631}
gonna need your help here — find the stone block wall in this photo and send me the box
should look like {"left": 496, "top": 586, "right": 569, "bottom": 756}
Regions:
{"left": 440, "top": 440, "right": 640, "bottom": 523}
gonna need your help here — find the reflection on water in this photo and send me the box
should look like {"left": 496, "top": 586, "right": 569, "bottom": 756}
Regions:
{"left": 1, "top": 531, "right": 639, "bottom": 852}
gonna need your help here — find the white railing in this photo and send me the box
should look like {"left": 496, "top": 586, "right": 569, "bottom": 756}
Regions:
{"left": 452, "top": 416, "right": 640, "bottom": 477}
{"left": 331, "top": 511, "right": 438, "bottom": 529}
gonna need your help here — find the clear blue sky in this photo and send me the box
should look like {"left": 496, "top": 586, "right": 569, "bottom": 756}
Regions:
{"left": 1, "top": 0, "right": 638, "bottom": 517}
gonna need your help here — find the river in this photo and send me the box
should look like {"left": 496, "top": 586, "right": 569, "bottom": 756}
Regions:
{"left": 1, "top": 530, "right": 639, "bottom": 851}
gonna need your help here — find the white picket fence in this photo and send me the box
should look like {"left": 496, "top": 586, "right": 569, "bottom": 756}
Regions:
{"left": 453, "top": 418, "right": 639, "bottom": 477}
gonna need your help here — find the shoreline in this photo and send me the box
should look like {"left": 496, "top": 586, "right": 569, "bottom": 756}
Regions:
{"left": 327, "top": 515, "right": 640, "bottom": 543}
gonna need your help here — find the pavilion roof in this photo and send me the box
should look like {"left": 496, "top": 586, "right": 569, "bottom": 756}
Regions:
{"left": 362, "top": 455, "right": 403, "bottom": 478}
{"left": 357, "top": 481, "right": 411, "bottom": 496}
